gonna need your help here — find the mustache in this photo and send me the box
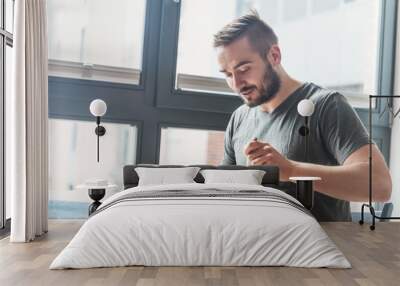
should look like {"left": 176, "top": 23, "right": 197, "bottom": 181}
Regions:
{"left": 240, "top": 86, "right": 257, "bottom": 94}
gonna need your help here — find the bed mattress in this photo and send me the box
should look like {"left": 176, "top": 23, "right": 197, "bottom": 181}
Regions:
{"left": 50, "top": 183, "right": 350, "bottom": 269}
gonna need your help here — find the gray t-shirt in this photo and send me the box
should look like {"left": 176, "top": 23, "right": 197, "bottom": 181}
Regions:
{"left": 222, "top": 82, "right": 369, "bottom": 221}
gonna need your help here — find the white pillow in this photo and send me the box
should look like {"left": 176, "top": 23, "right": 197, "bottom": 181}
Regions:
{"left": 200, "top": 169, "right": 266, "bottom": 185}
{"left": 135, "top": 167, "right": 201, "bottom": 186}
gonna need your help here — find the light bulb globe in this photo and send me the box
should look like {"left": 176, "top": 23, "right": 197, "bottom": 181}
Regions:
{"left": 297, "top": 99, "right": 315, "bottom": 117}
{"left": 89, "top": 99, "right": 107, "bottom": 117}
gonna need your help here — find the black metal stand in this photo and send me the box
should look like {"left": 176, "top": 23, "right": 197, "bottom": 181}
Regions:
{"left": 359, "top": 95, "right": 400, "bottom": 230}
{"left": 88, "top": 188, "right": 105, "bottom": 215}
{"left": 95, "top": 116, "right": 106, "bottom": 162}
{"left": 295, "top": 180, "right": 314, "bottom": 210}
{"left": 295, "top": 116, "right": 314, "bottom": 210}
{"left": 299, "top": 116, "right": 310, "bottom": 162}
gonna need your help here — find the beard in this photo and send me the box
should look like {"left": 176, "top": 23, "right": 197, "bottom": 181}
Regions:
{"left": 241, "top": 62, "right": 281, "bottom": 108}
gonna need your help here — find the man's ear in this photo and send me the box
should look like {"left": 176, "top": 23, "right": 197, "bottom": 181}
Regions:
{"left": 267, "top": 45, "right": 281, "bottom": 66}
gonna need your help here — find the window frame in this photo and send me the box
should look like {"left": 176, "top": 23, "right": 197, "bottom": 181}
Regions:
{"left": 355, "top": 0, "right": 397, "bottom": 163}
{"left": 154, "top": 0, "right": 396, "bottom": 163}
{"left": 155, "top": 0, "right": 242, "bottom": 113}
{"left": 48, "top": 0, "right": 232, "bottom": 165}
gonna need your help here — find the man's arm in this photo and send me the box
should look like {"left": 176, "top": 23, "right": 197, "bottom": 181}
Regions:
{"left": 289, "top": 144, "right": 391, "bottom": 202}
{"left": 246, "top": 142, "right": 392, "bottom": 202}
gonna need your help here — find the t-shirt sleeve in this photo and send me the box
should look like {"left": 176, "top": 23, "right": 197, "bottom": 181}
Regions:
{"left": 221, "top": 112, "right": 236, "bottom": 165}
{"left": 318, "top": 93, "right": 369, "bottom": 165}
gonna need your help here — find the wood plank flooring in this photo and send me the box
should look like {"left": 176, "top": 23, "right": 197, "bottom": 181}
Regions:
{"left": 0, "top": 220, "right": 399, "bottom": 286}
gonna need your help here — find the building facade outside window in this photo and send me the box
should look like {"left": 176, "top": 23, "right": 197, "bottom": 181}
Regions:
{"left": 159, "top": 127, "right": 225, "bottom": 165}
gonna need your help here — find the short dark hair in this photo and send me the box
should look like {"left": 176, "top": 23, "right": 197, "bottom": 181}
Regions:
{"left": 213, "top": 10, "right": 278, "bottom": 58}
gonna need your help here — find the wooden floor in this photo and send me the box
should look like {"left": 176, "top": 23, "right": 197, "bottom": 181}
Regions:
{"left": 0, "top": 221, "right": 399, "bottom": 286}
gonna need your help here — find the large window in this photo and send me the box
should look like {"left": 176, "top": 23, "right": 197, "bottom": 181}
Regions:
{"left": 159, "top": 127, "right": 225, "bottom": 165}
{"left": 175, "top": 0, "right": 381, "bottom": 107}
{"left": 49, "top": 119, "right": 137, "bottom": 218}
{"left": 46, "top": 0, "right": 396, "bottom": 222}
{"left": 1, "top": 0, "right": 14, "bottom": 230}
{"left": 5, "top": 44, "right": 11, "bottom": 221}
{"left": 47, "top": 0, "right": 147, "bottom": 85}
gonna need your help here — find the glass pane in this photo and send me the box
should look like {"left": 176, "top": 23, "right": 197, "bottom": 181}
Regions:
{"left": 47, "top": 0, "right": 147, "bottom": 85}
{"left": 176, "top": 0, "right": 381, "bottom": 107}
{"left": 311, "top": 0, "right": 341, "bottom": 14}
{"left": 49, "top": 119, "right": 137, "bottom": 219}
{"left": 176, "top": 0, "right": 235, "bottom": 94}
{"left": 159, "top": 127, "right": 225, "bottom": 165}
{"left": 5, "top": 44, "right": 12, "bottom": 219}
{"left": 5, "top": 0, "right": 14, "bottom": 33}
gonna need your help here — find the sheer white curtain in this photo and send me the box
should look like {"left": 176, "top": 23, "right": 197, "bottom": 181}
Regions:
{"left": 8, "top": 0, "right": 48, "bottom": 242}
{"left": 390, "top": 2, "right": 400, "bottom": 216}
{"left": 390, "top": 0, "right": 400, "bottom": 216}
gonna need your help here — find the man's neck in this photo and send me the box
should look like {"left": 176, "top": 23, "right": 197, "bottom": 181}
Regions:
{"left": 259, "top": 77, "right": 303, "bottom": 113}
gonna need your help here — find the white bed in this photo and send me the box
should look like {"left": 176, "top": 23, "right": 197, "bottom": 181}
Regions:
{"left": 50, "top": 183, "right": 351, "bottom": 269}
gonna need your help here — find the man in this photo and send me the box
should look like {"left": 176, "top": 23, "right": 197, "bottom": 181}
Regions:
{"left": 214, "top": 11, "right": 392, "bottom": 221}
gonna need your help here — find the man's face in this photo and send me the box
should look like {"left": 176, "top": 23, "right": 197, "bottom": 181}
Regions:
{"left": 217, "top": 36, "right": 281, "bottom": 107}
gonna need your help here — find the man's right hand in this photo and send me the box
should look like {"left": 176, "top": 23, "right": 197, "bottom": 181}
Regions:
{"left": 243, "top": 140, "right": 295, "bottom": 181}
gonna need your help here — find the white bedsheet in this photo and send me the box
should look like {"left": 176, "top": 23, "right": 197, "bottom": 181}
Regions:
{"left": 50, "top": 183, "right": 351, "bottom": 269}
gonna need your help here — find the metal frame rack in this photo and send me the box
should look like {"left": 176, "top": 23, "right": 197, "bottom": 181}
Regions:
{"left": 360, "top": 95, "right": 400, "bottom": 230}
